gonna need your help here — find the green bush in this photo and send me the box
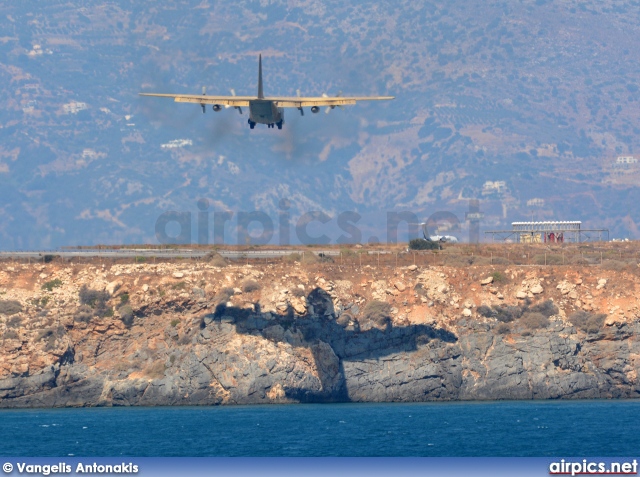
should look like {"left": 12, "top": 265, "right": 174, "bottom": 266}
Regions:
{"left": 409, "top": 238, "right": 440, "bottom": 250}
{"left": 120, "top": 293, "right": 130, "bottom": 305}
{"left": 0, "top": 300, "right": 22, "bottom": 316}
{"left": 568, "top": 311, "right": 606, "bottom": 334}
{"left": 490, "top": 271, "right": 506, "bottom": 282}
{"left": 170, "top": 318, "right": 180, "bottom": 327}
{"left": 42, "top": 279, "right": 63, "bottom": 291}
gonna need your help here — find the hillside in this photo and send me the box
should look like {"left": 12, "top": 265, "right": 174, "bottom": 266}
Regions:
{"left": 1, "top": 254, "right": 639, "bottom": 406}
{"left": 1, "top": 1, "right": 640, "bottom": 247}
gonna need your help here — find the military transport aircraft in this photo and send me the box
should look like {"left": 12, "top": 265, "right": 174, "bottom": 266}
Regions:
{"left": 139, "top": 55, "right": 394, "bottom": 130}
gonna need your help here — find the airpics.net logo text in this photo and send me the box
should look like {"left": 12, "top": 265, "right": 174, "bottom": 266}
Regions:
{"left": 154, "top": 198, "right": 483, "bottom": 246}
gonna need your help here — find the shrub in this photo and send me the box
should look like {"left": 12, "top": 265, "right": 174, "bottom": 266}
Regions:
{"left": 409, "top": 238, "right": 440, "bottom": 250}
{"left": 74, "top": 305, "right": 94, "bottom": 323}
{"left": 336, "top": 313, "right": 353, "bottom": 327}
{"left": 134, "top": 256, "right": 147, "bottom": 263}
{"left": 120, "top": 293, "right": 130, "bottom": 305}
{"left": 362, "top": 300, "right": 392, "bottom": 327}
{"left": 490, "top": 271, "right": 506, "bottom": 282}
{"left": 0, "top": 300, "right": 22, "bottom": 316}
{"left": 32, "top": 296, "right": 50, "bottom": 308}
{"left": 119, "top": 305, "right": 134, "bottom": 327}
{"left": 477, "top": 305, "right": 494, "bottom": 318}
{"left": 214, "top": 287, "right": 235, "bottom": 303}
{"left": 42, "top": 279, "right": 63, "bottom": 291}
{"left": 495, "top": 323, "right": 510, "bottom": 334}
{"left": 170, "top": 318, "right": 180, "bottom": 327}
{"left": 414, "top": 283, "right": 427, "bottom": 296}
{"left": 6, "top": 315, "right": 22, "bottom": 328}
{"left": 43, "top": 254, "right": 58, "bottom": 263}
{"left": 568, "top": 311, "right": 606, "bottom": 334}
{"left": 143, "top": 361, "right": 166, "bottom": 379}
{"left": 290, "top": 287, "right": 306, "bottom": 298}
{"left": 204, "top": 252, "right": 227, "bottom": 268}
{"left": 242, "top": 280, "right": 261, "bottom": 293}
{"left": 530, "top": 300, "right": 558, "bottom": 318}
{"left": 78, "top": 286, "right": 110, "bottom": 317}
{"left": 36, "top": 325, "right": 65, "bottom": 351}
{"left": 3, "top": 330, "right": 19, "bottom": 340}
{"left": 283, "top": 252, "right": 302, "bottom": 262}
{"left": 494, "top": 305, "right": 522, "bottom": 323}
{"left": 520, "top": 312, "right": 549, "bottom": 330}
{"left": 171, "top": 281, "right": 187, "bottom": 290}
{"left": 533, "top": 254, "right": 563, "bottom": 265}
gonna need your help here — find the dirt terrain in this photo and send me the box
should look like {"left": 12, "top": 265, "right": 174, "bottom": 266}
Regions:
{"left": 1, "top": 247, "right": 639, "bottom": 406}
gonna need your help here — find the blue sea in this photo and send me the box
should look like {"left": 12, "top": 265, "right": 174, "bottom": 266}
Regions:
{"left": 0, "top": 401, "right": 638, "bottom": 457}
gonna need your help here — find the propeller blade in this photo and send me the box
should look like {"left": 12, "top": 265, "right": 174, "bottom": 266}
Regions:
{"left": 296, "top": 89, "right": 301, "bottom": 97}
{"left": 202, "top": 86, "right": 207, "bottom": 95}
{"left": 230, "top": 88, "right": 236, "bottom": 96}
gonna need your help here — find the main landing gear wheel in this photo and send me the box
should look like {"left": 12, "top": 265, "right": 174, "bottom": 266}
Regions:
{"left": 276, "top": 120, "right": 283, "bottom": 130}
{"left": 248, "top": 119, "right": 256, "bottom": 129}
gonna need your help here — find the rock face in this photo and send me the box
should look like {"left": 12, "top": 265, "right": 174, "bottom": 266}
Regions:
{"left": 0, "top": 261, "right": 639, "bottom": 407}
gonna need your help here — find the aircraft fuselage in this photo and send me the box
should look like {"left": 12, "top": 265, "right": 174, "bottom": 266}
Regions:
{"left": 248, "top": 100, "right": 284, "bottom": 129}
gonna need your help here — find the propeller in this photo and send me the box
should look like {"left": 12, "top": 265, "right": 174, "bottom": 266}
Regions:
{"left": 200, "top": 86, "right": 206, "bottom": 113}
{"left": 323, "top": 91, "right": 344, "bottom": 114}
{"left": 230, "top": 89, "right": 242, "bottom": 114}
{"left": 297, "top": 89, "right": 303, "bottom": 116}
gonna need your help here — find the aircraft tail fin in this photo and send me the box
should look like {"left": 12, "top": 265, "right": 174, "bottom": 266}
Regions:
{"left": 257, "top": 54, "right": 264, "bottom": 99}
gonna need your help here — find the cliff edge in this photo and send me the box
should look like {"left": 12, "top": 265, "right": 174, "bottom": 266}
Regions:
{"left": 1, "top": 257, "right": 638, "bottom": 407}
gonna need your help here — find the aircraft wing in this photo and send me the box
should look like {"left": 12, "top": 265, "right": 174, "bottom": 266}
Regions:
{"left": 139, "top": 93, "right": 251, "bottom": 107}
{"left": 268, "top": 96, "right": 394, "bottom": 108}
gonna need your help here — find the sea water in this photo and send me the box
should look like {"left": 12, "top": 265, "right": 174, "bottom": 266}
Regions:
{"left": 0, "top": 401, "right": 638, "bottom": 457}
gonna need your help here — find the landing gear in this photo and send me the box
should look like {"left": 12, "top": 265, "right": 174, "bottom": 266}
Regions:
{"left": 248, "top": 119, "right": 256, "bottom": 129}
{"left": 276, "top": 120, "right": 283, "bottom": 130}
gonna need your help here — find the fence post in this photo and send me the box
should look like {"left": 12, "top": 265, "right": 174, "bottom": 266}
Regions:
{"left": 413, "top": 253, "right": 415, "bottom": 265}
{"left": 545, "top": 253, "right": 547, "bottom": 266}
{"left": 377, "top": 251, "right": 380, "bottom": 268}
{"left": 395, "top": 253, "right": 398, "bottom": 268}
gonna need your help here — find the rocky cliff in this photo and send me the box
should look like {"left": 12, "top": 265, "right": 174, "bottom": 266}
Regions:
{"left": 1, "top": 257, "right": 639, "bottom": 407}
